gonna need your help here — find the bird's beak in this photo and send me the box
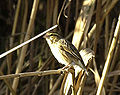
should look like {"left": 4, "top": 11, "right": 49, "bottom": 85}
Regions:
{"left": 43, "top": 33, "right": 51, "bottom": 38}
{"left": 43, "top": 34, "right": 46, "bottom": 38}
{"left": 43, "top": 34, "right": 48, "bottom": 38}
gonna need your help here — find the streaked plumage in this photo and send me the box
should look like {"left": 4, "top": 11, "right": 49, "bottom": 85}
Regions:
{"left": 44, "top": 32, "right": 88, "bottom": 74}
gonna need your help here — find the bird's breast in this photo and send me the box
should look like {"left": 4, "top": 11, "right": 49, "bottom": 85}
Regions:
{"left": 49, "top": 44, "right": 69, "bottom": 65}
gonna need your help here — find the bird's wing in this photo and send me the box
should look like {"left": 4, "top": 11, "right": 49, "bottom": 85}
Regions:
{"left": 58, "top": 39, "right": 84, "bottom": 64}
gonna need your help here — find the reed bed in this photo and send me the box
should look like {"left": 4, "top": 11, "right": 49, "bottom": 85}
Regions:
{"left": 0, "top": 0, "right": 120, "bottom": 95}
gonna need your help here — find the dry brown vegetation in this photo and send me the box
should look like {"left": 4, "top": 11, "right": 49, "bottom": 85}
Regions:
{"left": 0, "top": 0, "right": 120, "bottom": 95}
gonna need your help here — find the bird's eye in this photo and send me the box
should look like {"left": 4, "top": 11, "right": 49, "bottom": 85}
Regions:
{"left": 50, "top": 36, "right": 54, "bottom": 40}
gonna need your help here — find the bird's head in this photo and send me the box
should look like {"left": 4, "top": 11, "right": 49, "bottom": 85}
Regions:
{"left": 43, "top": 32, "right": 61, "bottom": 44}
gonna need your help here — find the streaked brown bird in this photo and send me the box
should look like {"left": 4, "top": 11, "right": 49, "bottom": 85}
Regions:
{"left": 44, "top": 32, "right": 88, "bottom": 75}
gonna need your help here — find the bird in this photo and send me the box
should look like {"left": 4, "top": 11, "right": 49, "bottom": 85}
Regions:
{"left": 43, "top": 32, "right": 88, "bottom": 75}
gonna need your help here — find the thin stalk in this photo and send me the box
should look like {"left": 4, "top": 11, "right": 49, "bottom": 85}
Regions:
{"left": 11, "top": 0, "right": 39, "bottom": 93}
{"left": 96, "top": 14, "right": 120, "bottom": 95}
{"left": 65, "top": 0, "right": 71, "bottom": 36}
{"left": 105, "top": 15, "right": 109, "bottom": 59}
{"left": 94, "top": 0, "right": 102, "bottom": 53}
{"left": 109, "top": 62, "right": 120, "bottom": 95}
{"left": 10, "top": 0, "right": 21, "bottom": 47}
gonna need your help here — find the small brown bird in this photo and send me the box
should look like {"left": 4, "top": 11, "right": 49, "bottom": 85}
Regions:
{"left": 44, "top": 32, "right": 88, "bottom": 75}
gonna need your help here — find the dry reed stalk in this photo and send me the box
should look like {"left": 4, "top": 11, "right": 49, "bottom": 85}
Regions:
{"left": 80, "top": 24, "right": 96, "bottom": 49}
{"left": 83, "top": 0, "right": 95, "bottom": 48}
{"left": 93, "top": 59, "right": 106, "bottom": 95}
{"left": 96, "top": 14, "right": 120, "bottom": 95}
{"left": 107, "top": 36, "right": 120, "bottom": 94}
{"left": 6, "top": 53, "right": 11, "bottom": 74}
{"left": 60, "top": 72, "right": 68, "bottom": 95}
{"left": 49, "top": 0, "right": 59, "bottom": 90}
{"left": 20, "top": 0, "right": 28, "bottom": 43}
{"left": 0, "top": 59, "right": 7, "bottom": 71}
{"left": 45, "top": 0, "right": 54, "bottom": 59}
{"left": 48, "top": 74, "right": 64, "bottom": 95}
{"left": 0, "top": 70, "right": 16, "bottom": 95}
{"left": 63, "top": 68, "right": 76, "bottom": 95}
{"left": 109, "top": 35, "right": 120, "bottom": 72}
{"left": 103, "top": 18, "right": 116, "bottom": 90}
{"left": 107, "top": 19, "right": 116, "bottom": 56}
{"left": 65, "top": 0, "right": 71, "bottom": 36}
{"left": 108, "top": 69, "right": 120, "bottom": 77}
{"left": 48, "top": 1, "right": 55, "bottom": 89}
{"left": 105, "top": 0, "right": 112, "bottom": 59}
{"left": 105, "top": 15, "right": 109, "bottom": 59}
{"left": 49, "top": 60, "right": 55, "bottom": 91}
{"left": 109, "top": 62, "right": 120, "bottom": 95}
{"left": 77, "top": 48, "right": 95, "bottom": 95}
{"left": 46, "top": 0, "right": 50, "bottom": 28}
{"left": 46, "top": 0, "right": 53, "bottom": 28}
{"left": 94, "top": 0, "right": 102, "bottom": 53}
{"left": 72, "top": 0, "right": 95, "bottom": 50}
{"left": 87, "top": 24, "right": 96, "bottom": 41}
{"left": 75, "top": 0, "right": 79, "bottom": 21}
{"left": 31, "top": 77, "right": 44, "bottom": 95}
{"left": 45, "top": 76, "right": 49, "bottom": 95}
{"left": 101, "top": 0, "right": 119, "bottom": 24}
{"left": 10, "top": 0, "right": 21, "bottom": 47}
{"left": 11, "top": 0, "right": 39, "bottom": 93}
{"left": 65, "top": 30, "right": 74, "bottom": 40}
{"left": 94, "top": 0, "right": 118, "bottom": 54}
{"left": 27, "top": 29, "right": 35, "bottom": 95}
{"left": 107, "top": 82, "right": 120, "bottom": 91}
{"left": 53, "top": 0, "right": 58, "bottom": 32}
{"left": 77, "top": 74, "right": 87, "bottom": 95}
{"left": 61, "top": 69, "right": 74, "bottom": 95}
{"left": 6, "top": 0, "right": 21, "bottom": 84}
{"left": 31, "top": 55, "right": 54, "bottom": 86}
{"left": 4, "top": 0, "right": 21, "bottom": 94}
{"left": 0, "top": 69, "right": 63, "bottom": 79}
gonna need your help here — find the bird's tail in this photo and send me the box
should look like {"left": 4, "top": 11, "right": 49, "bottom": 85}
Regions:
{"left": 78, "top": 60, "right": 88, "bottom": 75}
